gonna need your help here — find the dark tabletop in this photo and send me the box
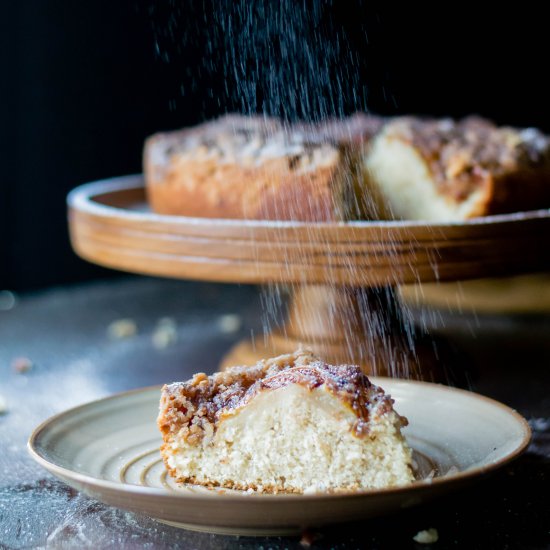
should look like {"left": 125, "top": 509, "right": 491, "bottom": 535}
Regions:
{"left": 0, "top": 276, "right": 549, "bottom": 550}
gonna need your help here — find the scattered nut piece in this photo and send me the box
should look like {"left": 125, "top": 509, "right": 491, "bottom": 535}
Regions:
{"left": 0, "top": 395, "right": 7, "bottom": 414}
{"left": 218, "top": 314, "right": 242, "bottom": 334}
{"left": 413, "top": 528, "right": 439, "bottom": 544}
{"left": 107, "top": 319, "right": 137, "bottom": 340}
{"left": 11, "top": 356, "right": 33, "bottom": 374}
{"left": 152, "top": 317, "right": 178, "bottom": 349}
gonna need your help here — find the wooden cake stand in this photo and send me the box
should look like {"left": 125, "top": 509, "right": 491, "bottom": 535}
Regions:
{"left": 68, "top": 175, "right": 550, "bottom": 379}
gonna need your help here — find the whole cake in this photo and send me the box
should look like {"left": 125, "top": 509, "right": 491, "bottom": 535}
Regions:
{"left": 366, "top": 116, "right": 550, "bottom": 221}
{"left": 144, "top": 114, "right": 384, "bottom": 221}
{"left": 157, "top": 350, "right": 414, "bottom": 493}
{"left": 145, "top": 114, "right": 550, "bottom": 222}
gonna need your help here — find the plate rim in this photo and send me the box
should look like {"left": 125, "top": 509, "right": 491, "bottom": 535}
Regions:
{"left": 27, "top": 378, "right": 532, "bottom": 502}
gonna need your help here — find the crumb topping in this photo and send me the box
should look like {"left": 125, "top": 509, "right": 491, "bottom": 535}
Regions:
{"left": 160, "top": 113, "right": 382, "bottom": 170}
{"left": 386, "top": 116, "right": 550, "bottom": 200}
{"left": 158, "top": 350, "right": 403, "bottom": 444}
{"left": 295, "top": 112, "right": 385, "bottom": 144}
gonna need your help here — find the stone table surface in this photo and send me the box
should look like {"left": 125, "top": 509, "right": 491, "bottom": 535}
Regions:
{"left": 0, "top": 276, "right": 549, "bottom": 549}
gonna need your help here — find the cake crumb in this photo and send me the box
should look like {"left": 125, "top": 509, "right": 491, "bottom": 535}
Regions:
{"left": 11, "top": 356, "right": 33, "bottom": 374}
{"left": 530, "top": 417, "right": 550, "bottom": 432}
{"left": 107, "top": 319, "right": 137, "bottom": 340}
{"left": 0, "top": 290, "right": 17, "bottom": 311}
{"left": 0, "top": 395, "right": 8, "bottom": 414}
{"left": 413, "top": 528, "right": 439, "bottom": 544}
{"left": 152, "top": 317, "right": 178, "bottom": 349}
{"left": 218, "top": 314, "right": 242, "bottom": 334}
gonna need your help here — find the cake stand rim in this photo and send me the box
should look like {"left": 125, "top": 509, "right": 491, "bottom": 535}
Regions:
{"left": 67, "top": 174, "right": 550, "bottom": 285}
{"left": 67, "top": 174, "right": 550, "bottom": 231}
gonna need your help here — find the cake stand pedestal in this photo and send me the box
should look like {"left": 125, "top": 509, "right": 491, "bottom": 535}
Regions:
{"left": 220, "top": 285, "right": 433, "bottom": 379}
{"left": 68, "top": 175, "right": 550, "bottom": 379}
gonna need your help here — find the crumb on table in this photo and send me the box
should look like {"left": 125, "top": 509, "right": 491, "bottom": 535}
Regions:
{"left": 11, "top": 356, "right": 33, "bottom": 374}
{"left": 0, "top": 395, "right": 8, "bottom": 414}
{"left": 413, "top": 528, "right": 439, "bottom": 544}
{"left": 0, "top": 290, "right": 17, "bottom": 311}
{"left": 218, "top": 314, "right": 242, "bottom": 334}
{"left": 152, "top": 317, "right": 178, "bottom": 349}
{"left": 107, "top": 319, "right": 137, "bottom": 340}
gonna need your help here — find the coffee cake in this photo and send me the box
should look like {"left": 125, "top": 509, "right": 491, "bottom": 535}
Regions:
{"left": 157, "top": 350, "right": 414, "bottom": 493}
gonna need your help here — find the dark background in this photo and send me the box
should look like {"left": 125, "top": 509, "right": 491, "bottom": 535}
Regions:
{"left": 2, "top": 1, "right": 549, "bottom": 291}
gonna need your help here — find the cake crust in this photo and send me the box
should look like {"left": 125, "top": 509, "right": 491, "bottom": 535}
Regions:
{"left": 144, "top": 114, "right": 384, "bottom": 221}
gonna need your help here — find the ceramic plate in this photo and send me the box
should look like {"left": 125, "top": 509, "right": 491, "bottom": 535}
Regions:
{"left": 28, "top": 379, "right": 530, "bottom": 535}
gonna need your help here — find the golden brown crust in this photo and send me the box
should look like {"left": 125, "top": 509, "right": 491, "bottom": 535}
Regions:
{"left": 147, "top": 158, "right": 342, "bottom": 221}
{"left": 144, "top": 114, "right": 383, "bottom": 221}
{"left": 169, "top": 474, "right": 362, "bottom": 494}
{"left": 384, "top": 116, "right": 550, "bottom": 214}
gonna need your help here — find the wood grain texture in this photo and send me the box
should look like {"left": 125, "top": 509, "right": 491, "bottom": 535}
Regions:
{"left": 400, "top": 273, "right": 550, "bottom": 314}
{"left": 68, "top": 175, "right": 550, "bottom": 377}
{"left": 68, "top": 176, "right": 550, "bottom": 286}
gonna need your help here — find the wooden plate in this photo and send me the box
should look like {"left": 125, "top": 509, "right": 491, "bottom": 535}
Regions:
{"left": 68, "top": 176, "right": 550, "bottom": 286}
{"left": 28, "top": 380, "right": 530, "bottom": 535}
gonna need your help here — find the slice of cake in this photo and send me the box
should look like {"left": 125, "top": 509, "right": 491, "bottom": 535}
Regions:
{"left": 365, "top": 116, "right": 550, "bottom": 221}
{"left": 144, "top": 114, "right": 384, "bottom": 221}
{"left": 157, "top": 350, "right": 414, "bottom": 493}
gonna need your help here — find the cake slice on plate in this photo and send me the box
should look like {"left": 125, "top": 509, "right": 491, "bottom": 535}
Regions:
{"left": 158, "top": 350, "right": 414, "bottom": 494}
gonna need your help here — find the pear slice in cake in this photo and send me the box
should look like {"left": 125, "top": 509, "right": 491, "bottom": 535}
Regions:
{"left": 365, "top": 116, "right": 550, "bottom": 221}
{"left": 158, "top": 350, "right": 414, "bottom": 494}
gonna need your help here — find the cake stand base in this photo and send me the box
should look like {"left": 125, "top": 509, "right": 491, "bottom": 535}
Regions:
{"left": 68, "top": 177, "right": 550, "bottom": 384}
{"left": 220, "top": 284, "right": 459, "bottom": 382}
